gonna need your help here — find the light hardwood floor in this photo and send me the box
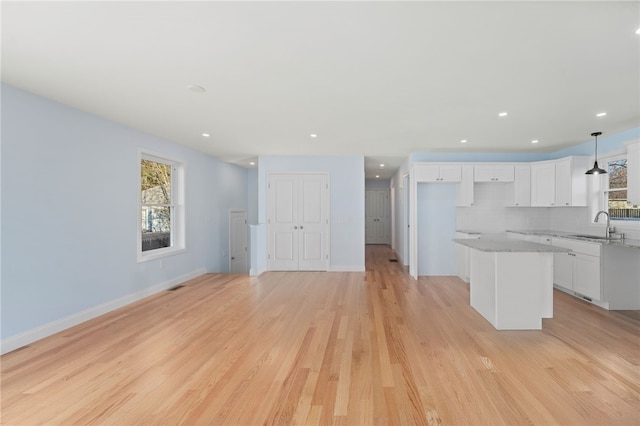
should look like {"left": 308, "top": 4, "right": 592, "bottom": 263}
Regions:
{"left": 2, "top": 245, "right": 639, "bottom": 425}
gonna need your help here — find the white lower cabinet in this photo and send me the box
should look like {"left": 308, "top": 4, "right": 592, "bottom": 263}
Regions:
{"left": 551, "top": 238, "right": 601, "bottom": 300}
{"left": 572, "top": 253, "right": 601, "bottom": 300}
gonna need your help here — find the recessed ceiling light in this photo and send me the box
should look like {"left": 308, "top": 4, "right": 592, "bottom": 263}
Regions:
{"left": 461, "top": 139, "right": 468, "bottom": 144}
{"left": 596, "top": 112, "right": 607, "bottom": 117}
{"left": 380, "top": 164, "right": 384, "bottom": 167}
{"left": 498, "top": 112, "right": 508, "bottom": 117}
{"left": 376, "top": 175, "right": 380, "bottom": 178}
{"left": 310, "top": 134, "right": 318, "bottom": 138}
{"left": 249, "top": 161, "right": 255, "bottom": 166}
{"left": 531, "top": 140, "right": 539, "bottom": 144}
{"left": 202, "top": 133, "right": 210, "bottom": 137}
{"left": 187, "top": 85, "right": 206, "bottom": 93}
{"left": 636, "top": 27, "right": 640, "bottom": 35}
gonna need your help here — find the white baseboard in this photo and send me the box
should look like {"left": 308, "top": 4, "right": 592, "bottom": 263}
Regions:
{"left": 0, "top": 268, "right": 207, "bottom": 355}
{"left": 393, "top": 250, "right": 407, "bottom": 266}
{"left": 329, "top": 265, "right": 366, "bottom": 272}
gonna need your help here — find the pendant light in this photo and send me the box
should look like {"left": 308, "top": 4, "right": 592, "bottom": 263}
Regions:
{"left": 585, "top": 131, "right": 607, "bottom": 175}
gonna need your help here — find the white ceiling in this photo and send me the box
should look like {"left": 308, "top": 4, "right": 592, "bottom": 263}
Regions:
{"left": 2, "top": 1, "right": 639, "bottom": 179}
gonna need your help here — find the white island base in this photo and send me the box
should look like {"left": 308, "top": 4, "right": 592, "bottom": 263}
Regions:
{"left": 470, "top": 250, "right": 554, "bottom": 330}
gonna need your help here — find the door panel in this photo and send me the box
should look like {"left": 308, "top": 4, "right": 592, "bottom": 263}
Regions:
{"left": 229, "top": 211, "right": 247, "bottom": 273}
{"left": 301, "top": 177, "right": 323, "bottom": 225}
{"left": 269, "top": 175, "right": 299, "bottom": 271}
{"left": 274, "top": 179, "right": 296, "bottom": 223}
{"left": 298, "top": 174, "right": 327, "bottom": 270}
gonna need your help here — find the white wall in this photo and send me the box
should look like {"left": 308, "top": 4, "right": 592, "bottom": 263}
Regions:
{"left": 457, "top": 184, "right": 552, "bottom": 233}
{"left": 1, "top": 84, "right": 248, "bottom": 350}
{"left": 257, "top": 156, "right": 365, "bottom": 271}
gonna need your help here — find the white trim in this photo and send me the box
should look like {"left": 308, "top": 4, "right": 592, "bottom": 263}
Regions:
{"left": 0, "top": 268, "right": 206, "bottom": 355}
{"left": 329, "top": 265, "right": 366, "bottom": 272}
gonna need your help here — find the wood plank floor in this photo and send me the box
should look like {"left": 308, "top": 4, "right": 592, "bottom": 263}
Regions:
{"left": 2, "top": 245, "right": 639, "bottom": 425}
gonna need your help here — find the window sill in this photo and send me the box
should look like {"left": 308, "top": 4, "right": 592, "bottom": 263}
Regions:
{"left": 137, "top": 246, "right": 187, "bottom": 263}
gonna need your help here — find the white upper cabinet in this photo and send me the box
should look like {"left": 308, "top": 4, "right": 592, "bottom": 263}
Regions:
{"left": 627, "top": 141, "right": 640, "bottom": 205}
{"left": 474, "top": 165, "right": 515, "bottom": 182}
{"left": 414, "top": 164, "right": 462, "bottom": 182}
{"left": 456, "top": 165, "right": 474, "bottom": 206}
{"left": 530, "top": 157, "right": 589, "bottom": 207}
{"left": 554, "top": 156, "right": 590, "bottom": 207}
{"left": 506, "top": 164, "right": 531, "bottom": 206}
{"left": 531, "top": 162, "right": 556, "bottom": 206}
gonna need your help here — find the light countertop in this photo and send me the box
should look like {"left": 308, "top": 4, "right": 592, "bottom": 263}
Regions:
{"left": 453, "top": 238, "right": 570, "bottom": 253}
{"left": 506, "top": 229, "right": 640, "bottom": 250}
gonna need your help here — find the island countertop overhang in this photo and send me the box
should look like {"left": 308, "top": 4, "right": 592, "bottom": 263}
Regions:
{"left": 453, "top": 238, "right": 571, "bottom": 253}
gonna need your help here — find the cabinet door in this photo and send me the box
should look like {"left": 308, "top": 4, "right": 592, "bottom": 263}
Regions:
{"left": 573, "top": 253, "right": 601, "bottom": 300}
{"left": 553, "top": 252, "right": 573, "bottom": 290}
{"left": 531, "top": 163, "right": 556, "bottom": 206}
{"left": 439, "top": 165, "right": 462, "bottom": 182}
{"left": 473, "top": 166, "right": 495, "bottom": 182}
{"left": 456, "top": 165, "right": 474, "bottom": 206}
{"left": 414, "top": 164, "right": 441, "bottom": 182}
{"left": 555, "top": 158, "right": 572, "bottom": 206}
{"left": 494, "top": 165, "right": 515, "bottom": 182}
{"left": 512, "top": 165, "right": 531, "bottom": 206}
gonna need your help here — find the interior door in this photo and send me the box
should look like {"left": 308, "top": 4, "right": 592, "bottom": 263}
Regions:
{"left": 268, "top": 175, "right": 299, "bottom": 271}
{"left": 365, "top": 189, "right": 389, "bottom": 244}
{"left": 298, "top": 175, "right": 328, "bottom": 270}
{"left": 229, "top": 210, "right": 247, "bottom": 273}
{"left": 268, "top": 173, "right": 328, "bottom": 271}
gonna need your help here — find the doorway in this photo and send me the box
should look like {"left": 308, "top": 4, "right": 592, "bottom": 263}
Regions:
{"left": 365, "top": 189, "right": 390, "bottom": 244}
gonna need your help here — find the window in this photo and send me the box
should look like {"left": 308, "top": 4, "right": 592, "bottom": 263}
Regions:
{"left": 138, "top": 152, "right": 185, "bottom": 261}
{"left": 603, "top": 156, "right": 640, "bottom": 221}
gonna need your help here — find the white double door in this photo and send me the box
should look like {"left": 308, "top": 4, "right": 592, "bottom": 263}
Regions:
{"left": 365, "top": 189, "right": 390, "bottom": 244}
{"left": 268, "top": 173, "right": 329, "bottom": 271}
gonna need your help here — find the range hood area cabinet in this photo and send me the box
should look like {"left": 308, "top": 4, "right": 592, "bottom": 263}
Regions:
{"left": 531, "top": 156, "right": 590, "bottom": 207}
{"left": 627, "top": 141, "right": 640, "bottom": 205}
{"left": 414, "top": 164, "right": 462, "bottom": 182}
{"left": 473, "top": 164, "right": 515, "bottom": 182}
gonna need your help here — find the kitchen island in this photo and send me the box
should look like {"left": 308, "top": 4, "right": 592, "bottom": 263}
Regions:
{"left": 454, "top": 238, "right": 570, "bottom": 330}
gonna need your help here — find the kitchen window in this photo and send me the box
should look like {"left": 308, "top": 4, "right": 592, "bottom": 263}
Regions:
{"left": 601, "top": 156, "right": 640, "bottom": 222}
{"left": 138, "top": 152, "right": 185, "bottom": 262}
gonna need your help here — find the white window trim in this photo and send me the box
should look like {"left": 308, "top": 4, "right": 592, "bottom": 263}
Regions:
{"left": 137, "top": 150, "right": 187, "bottom": 263}
{"left": 588, "top": 150, "right": 640, "bottom": 233}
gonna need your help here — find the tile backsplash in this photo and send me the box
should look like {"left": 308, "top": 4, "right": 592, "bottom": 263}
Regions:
{"left": 456, "top": 183, "right": 640, "bottom": 239}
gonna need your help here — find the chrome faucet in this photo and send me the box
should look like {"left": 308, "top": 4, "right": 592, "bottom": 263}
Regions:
{"left": 594, "top": 210, "right": 614, "bottom": 238}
